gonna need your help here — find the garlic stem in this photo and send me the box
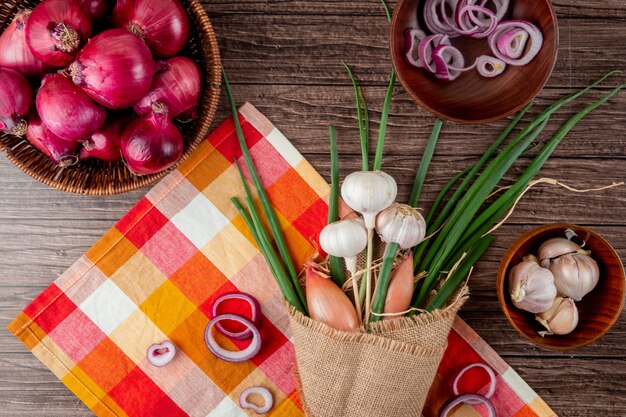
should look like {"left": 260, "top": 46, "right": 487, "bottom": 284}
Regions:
{"left": 364, "top": 227, "right": 374, "bottom": 324}
{"left": 345, "top": 256, "right": 362, "bottom": 326}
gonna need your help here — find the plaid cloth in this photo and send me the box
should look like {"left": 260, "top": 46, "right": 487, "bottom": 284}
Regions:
{"left": 9, "top": 103, "right": 556, "bottom": 417}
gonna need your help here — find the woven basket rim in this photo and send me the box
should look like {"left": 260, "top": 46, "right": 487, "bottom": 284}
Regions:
{"left": 0, "top": 0, "right": 222, "bottom": 195}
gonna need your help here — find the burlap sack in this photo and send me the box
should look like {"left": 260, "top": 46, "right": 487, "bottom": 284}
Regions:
{"left": 289, "top": 288, "right": 467, "bottom": 417}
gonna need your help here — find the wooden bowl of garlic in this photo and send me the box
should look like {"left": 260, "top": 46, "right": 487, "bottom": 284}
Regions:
{"left": 497, "top": 224, "right": 625, "bottom": 350}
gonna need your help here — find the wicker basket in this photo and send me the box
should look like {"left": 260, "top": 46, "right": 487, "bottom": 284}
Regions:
{"left": 0, "top": 0, "right": 221, "bottom": 195}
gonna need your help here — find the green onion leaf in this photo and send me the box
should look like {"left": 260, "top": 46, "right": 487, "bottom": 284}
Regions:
{"left": 408, "top": 118, "right": 442, "bottom": 207}
{"left": 373, "top": 70, "right": 396, "bottom": 171}
{"left": 328, "top": 125, "right": 346, "bottom": 286}
{"left": 370, "top": 242, "right": 399, "bottom": 322}
{"left": 343, "top": 62, "right": 369, "bottom": 171}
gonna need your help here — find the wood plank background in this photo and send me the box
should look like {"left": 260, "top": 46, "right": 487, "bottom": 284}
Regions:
{"left": 1, "top": 0, "right": 625, "bottom": 415}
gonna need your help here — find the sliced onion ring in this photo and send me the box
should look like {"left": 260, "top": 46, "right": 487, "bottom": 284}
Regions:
{"left": 147, "top": 341, "right": 176, "bottom": 367}
{"left": 239, "top": 386, "right": 274, "bottom": 414}
{"left": 476, "top": 55, "right": 506, "bottom": 77}
{"left": 212, "top": 292, "right": 261, "bottom": 340}
{"left": 205, "top": 314, "right": 261, "bottom": 362}
{"left": 424, "top": 0, "right": 461, "bottom": 38}
{"left": 404, "top": 28, "right": 427, "bottom": 68}
{"left": 432, "top": 44, "right": 471, "bottom": 81}
{"left": 456, "top": 4, "right": 498, "bottom": 38}
{"left": 439, "top": 393, "right": 496, "bottom": 417}
{"left": 453, "top": 363, "right": 497, "bottom": 401}
{"left": 489, "top": 20, "right": 543, "bottom": 66}
{"left": 496, "top": 27, "right": 529, "bottom": 59}
{"left": 418, "top": 34, "right": 451, "bottom": 73}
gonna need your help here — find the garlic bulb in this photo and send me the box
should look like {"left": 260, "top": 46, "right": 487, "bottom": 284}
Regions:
{"left": 341, "top": 171, "right": 397, "bottom": 229}
{"left": 319, "top": 218, "right": 367, "bottom": 274}
{"left": 375, "top": 203, "right": 426, "bottom": 249}
{"left": 383, "top": 252, "right": 415, "bottom": 320}
{"left": 536, "top": 297, "right": 579, "bottom": 336}
{"left": 538, "top": 237, "right": 581, "bottom": 267}
{"left": 548, "top": 253, "right": 599, "bottom": 301}
{"left": 305, "top": 266, "right": 359, "bottom": 331}
{"left": 508, "top": 255, "right": 557, "bottom": 313}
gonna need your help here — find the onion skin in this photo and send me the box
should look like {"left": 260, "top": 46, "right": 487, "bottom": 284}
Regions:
{"left": 70, "top": 29, "right": 155, "bottom": 110}
{"left": 383, "top": 252, "right": 416, "bottom": 319}
{"left": 75, "top": 0, "right": 111, "bottom": 20}
{"left": 305, "top": 266, "right": 359, "bottom": 331}
{"left": 121, "top": 109, "right": 183, "bottom": 175}
{"left": 133, "top": 57, "right": 202, "bottom": 120}
{"left": 0, "top": 68, "right": 33, "bottom": 137}
{"left": 79, "top": 115, "right": 128, "bottom": 162}
{"left": 0, "top": 10, "right": 53, "bottom": 78}
{"left": 36, "top": 73, "right": 106, "bottom": 141}
{"left": 25, "top": 0, "right": 92, "bottom": 67}
{"left": 26, "top": 115, "right": 78, "bottom": 166}
{"left": 113, "top": 0, "right": 190, "bottom": 58}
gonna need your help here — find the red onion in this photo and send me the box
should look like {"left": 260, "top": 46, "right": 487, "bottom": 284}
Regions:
{"left": 211, "top": 292, "right": 262, "bottom": 340}
{"left": 79, "top": 116, "right": 128, "bottom": 162}
{"left": 488, "top": 20, "right": 543, "bottom": 66}
{"left": 70, "top": 29, "right": 154, "bottom": 109}
{"left": 25, "top": 0, "right": 92, "bottom": 67}
{"left": 133, "top": 57, "right": 201, "bottom": 120}
{"left": 121, "top": 107, "right": 183, "bottom": 175}
{"left": 418, "top": 34, "right": 451, "bottom": 73}
{"left": 36, "top": 73, "right": 106, "bottom": 141}
{"left": 204, "top": 314, "right": 262, "bottom": 363}
{"left": 113, "top": 0, "right": 190, "bottom": 58}
{"left": 75, "top": 0, "right": 111, "bottom": 20}
{"left": 239, "top": 386, "right": 273, "bottom": 414}
{"left": 146, "top": 341, "right": 176, "bottom": 367}
{"left": 424, "top": 0, "right": 460, "bottom": 38}
{"left": 439, "top": 394, "right": 496, "bottom": 417}
{"left": 476, "top": 55, "right": 506, "bottom": 77}
{"left": 403, "top": 28, "right": 427, "bottom": 68}
{"left": 495, "top": 27, "right": 529, "bottom": 59}
{"left": 452, "top": 363, "right": 497, "bottom": 402}
{"left": 0, "top": 10, "right": 52, "bottom": 79}
{"left": 0, "top": 68, "right": 33, "bottom": 137}
{"left": 26, "top": 115, "right": 78, "bottom": 166}
{"left": 455, "top": 4, "right": 497, "bottom": 38}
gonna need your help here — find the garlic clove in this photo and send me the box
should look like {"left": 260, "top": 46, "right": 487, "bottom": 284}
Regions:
{"left": 319, "top": 218, "right": 368, "bottom": 261}
{"left": 536, "top": 297, "right": 579, "bottom": 336}
{"left": 537, "top": 237, "right": 581, "bottom": 263}
{"left": 305, "top": 266, "right": 360, "bottom": 331}
{"left": 340, "top": 170, "right": 397, "bottom": 229}
{"left": 508, "top": 256, "right": 557, "bottom": 313}
{"left": 382, "top": 252, "right": 415, "bottom": 320}
{"left": 549, "top": 252, "right": 599, "bottom": 301}
{"left": 375, "top": 203, "right": 426, "bottom": 250}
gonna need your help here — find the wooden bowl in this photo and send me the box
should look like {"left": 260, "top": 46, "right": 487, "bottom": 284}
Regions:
{"left": 389, "top": 0, "right": 558, "bottom": 123}
{"left": 496, "top": 224, "right": 625, "bottom": 350}
{"left": 0, "top": 0, "right": 221, "bottom": 195}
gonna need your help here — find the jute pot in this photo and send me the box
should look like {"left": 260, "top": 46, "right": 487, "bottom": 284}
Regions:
{"left": 289, "top": 288, "right": 467, "bottom": 417}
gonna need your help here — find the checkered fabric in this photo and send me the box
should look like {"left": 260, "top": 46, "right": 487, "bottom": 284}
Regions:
{"left": 9, "top": 103, "right": 556, "bottom": 417}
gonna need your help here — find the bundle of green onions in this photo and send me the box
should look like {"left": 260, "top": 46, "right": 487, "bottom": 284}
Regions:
{"left": 225, "top": 60, "right": 623, "bottom": 329}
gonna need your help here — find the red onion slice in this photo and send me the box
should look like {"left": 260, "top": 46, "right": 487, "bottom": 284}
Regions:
{"left": 418, "top": 34, "right": 451, "bottom": 73}
{"left": 488, "top": 20, "right": 543, "bottom": 66}
{"left": 404, "top": 28, "right": 427, "bottom": 68}
{"left": 476, "top": 55, "right": 506, "bottom": 77}
{"left": 439, "top": 394, "right": 496, "bottom": 417}
{"left": 496, "top": 27, "right": 529, "bottom": 59}
{"left": 239, "top": 386, "right": 274, "bottom": 414}
{"left": 147, "top": 341, "right": 176, "bottom": 367}
{"left": 432, "top": 44, "right": 468, "bottom": 80}
{"left": 424, "top": 0, "right": 461, "bottom": 38}
{"left": 211, "top": 292, "right": 261, "bottom": 340}
{"left": 205, "top": 314, "right": 261, "bottom": 362}
{"left": 452, "top": 363, "right": 497, "bottom": 401}
{"left": 455, "top": 4, "right": 498, "bottom": 38}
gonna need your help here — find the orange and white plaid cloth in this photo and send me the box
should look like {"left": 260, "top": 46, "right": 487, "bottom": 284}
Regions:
{"left": 9, "top": 103, "right": 556, "bottom": 417}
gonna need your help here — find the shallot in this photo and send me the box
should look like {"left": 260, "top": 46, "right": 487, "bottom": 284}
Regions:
{"left": 0, "top": 68, "right": 33, "bottom": 137}
{"left": 36, "top": 73, "right": 106, "bottom": 141}
{"left": 0, "top": 10, "right": 52, "bottom": 78}
{"left": 25, "top": 0, "right": 92, "bottom": 67}
{"left": 70, "top": 29, "right": 154, "bottom": 109}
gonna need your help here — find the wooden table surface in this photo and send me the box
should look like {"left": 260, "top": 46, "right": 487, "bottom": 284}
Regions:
{"left": 1, "top": 1, "right": 625, "bottom": 416}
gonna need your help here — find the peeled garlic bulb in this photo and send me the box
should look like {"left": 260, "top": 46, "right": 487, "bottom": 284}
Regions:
{"left": 375, "top": 203, "right": 426, "bottom": 250}
{"left": 508, "top": 255, "right": 557, "bottom": 313}
{"left": 536, "top": 297, "right": 579, "bottom": 336}
{"left": 538, "top": 237, "right": 581, "bottom": 266}
{"left": 319, "top": 218, "right": 367, "bottom": 273}
{"left": 305, "top": 266, "right": 359, "bottom": 331}
{"left": 341, "top": 171, "right": 397, "bottom": 229}
{"left": 548, "top": 253, "right": 599, "bottom": 301}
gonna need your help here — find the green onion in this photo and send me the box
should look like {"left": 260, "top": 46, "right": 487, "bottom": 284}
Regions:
{"left": 408, "top": 118, "right": 443, "bottom": 207}
{"left": 370, "top": 242, "right": 399, "bottom": 322}
{"left": 327, "top": 125, "right": 346, "bottom": 286}
{"left": 223, "top": 68, "right": 307, "bottom": 312}
{"left": 343, "top": 62, "right": 369, "bottom": 171}
{"left": 373, "top": 70, "right": 396, "bottom": 171}
{"left": 380, "top": 0, "right": 392, "bottom": 23}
